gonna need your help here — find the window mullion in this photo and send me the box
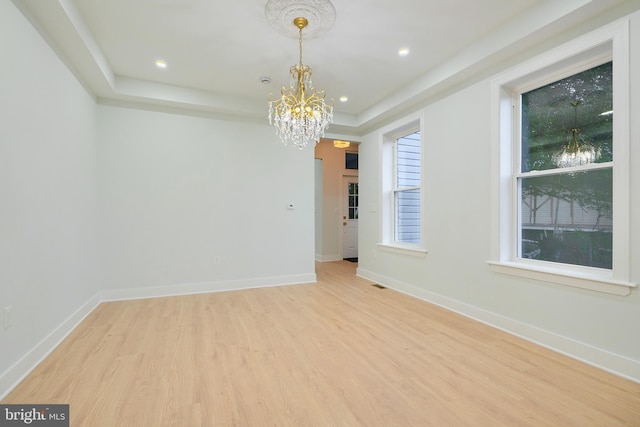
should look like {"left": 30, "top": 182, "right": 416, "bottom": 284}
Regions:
{"left": 516, "top": 161, "right": 613, "bottom": 179}
{"left": 394, "top": 186, "right": 421, "bottom": 192}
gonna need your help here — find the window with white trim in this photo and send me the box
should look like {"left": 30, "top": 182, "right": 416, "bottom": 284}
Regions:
{"left": 518, "top": 61, "right": 612, "bottom": 268}
{"left": 490, "top": 21, "right": 634, "bottom": 295}
{"left": 380, "top": 117, "right": 425, "bottom": 254}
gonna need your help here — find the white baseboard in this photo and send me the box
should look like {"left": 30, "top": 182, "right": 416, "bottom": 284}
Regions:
{"left": 0, "top": 294, "right": 102, "bottom": 400}
{"left": 357, "top": 267, "right": 640, "bottom": 384}
{"left": 100, "top": 273, "right": 317, "bottom": 302}
{"left": 0, "top": 272, "right": 316, "bottom": 399}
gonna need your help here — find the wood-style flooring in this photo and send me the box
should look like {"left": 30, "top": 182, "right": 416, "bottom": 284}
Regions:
{"left": 3, "top": 261, "right": 640, "bottom": 426}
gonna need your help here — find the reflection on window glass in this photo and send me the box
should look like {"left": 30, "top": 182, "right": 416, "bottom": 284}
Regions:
{"left": 521, "top": 62, "right": 612, "bottom": 173}
{"left": 520, "top": 170, "right": 612, "bottom": 268}
{"left": 519, "top": 59, "right": 613, "bottom": 270}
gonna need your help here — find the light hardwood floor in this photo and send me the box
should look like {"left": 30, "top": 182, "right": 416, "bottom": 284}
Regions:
{"left": 3, "top": 261, "right": 640, "bottom": 426}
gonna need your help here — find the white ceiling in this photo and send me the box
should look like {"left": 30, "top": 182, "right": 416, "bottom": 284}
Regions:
{"left": 13, "top": 0, "right": 631, "bottom": 135}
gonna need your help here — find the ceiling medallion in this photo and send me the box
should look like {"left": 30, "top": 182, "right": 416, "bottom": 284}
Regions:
{"left": 265, "top": 0, "right": 336, "bottom": 39}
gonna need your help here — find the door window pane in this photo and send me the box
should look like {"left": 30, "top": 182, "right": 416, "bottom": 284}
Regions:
{"left": 348, "top": 183, "right": 358, "bottom": 220}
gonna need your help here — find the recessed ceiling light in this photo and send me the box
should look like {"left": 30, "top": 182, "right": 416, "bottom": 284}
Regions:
{"left": 339, "top": 96, "right": 348, "bottom": 102}
{"left": 398, "top": 47, "right": 410, "bottom": 56}
{"left": 155, "top": 60, "right": 167, "bottom": 69}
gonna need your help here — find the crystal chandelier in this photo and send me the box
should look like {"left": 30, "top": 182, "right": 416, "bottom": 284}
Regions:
{"left": 268, "top": 17, "right": 333, "bottom": 149}
{"left": 552, "top": 128, "right": 601, "bottom": 168}
{"left": 552, "top": 101, "right": 601, "bottom": 168}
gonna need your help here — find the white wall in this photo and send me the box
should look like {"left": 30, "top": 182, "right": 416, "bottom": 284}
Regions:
{"left": 357, "top": 11, "right": 640, "bottom": 380}
{"left": 314, "top": 159, "right": 323, "bottom": 259}
{"left": 1, "top": 0, "right": 99, "bottom": 391}
{"left": 97, "top": 105, "right": 316, "bottom": 296}
{"left": 1, "top": 0, "right": 315, "bottom": 396}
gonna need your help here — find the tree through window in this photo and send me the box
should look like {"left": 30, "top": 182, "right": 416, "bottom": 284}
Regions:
{"left": 519, "top": 62, "right": 612, "bottom": 268}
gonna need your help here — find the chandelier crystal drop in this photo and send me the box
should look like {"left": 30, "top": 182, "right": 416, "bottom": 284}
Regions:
{"left": 552, "top": 101, "right": 602, "bottom": 168}
{"left": 552, "top": 128, "right": 601, "bottom": 168}
{"left": 268, "top": 17, "right": 333, "bottom": 149}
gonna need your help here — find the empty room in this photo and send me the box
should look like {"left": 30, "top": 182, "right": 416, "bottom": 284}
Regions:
{"left": 2, "top": 0, "right": 640, "bottom": 425}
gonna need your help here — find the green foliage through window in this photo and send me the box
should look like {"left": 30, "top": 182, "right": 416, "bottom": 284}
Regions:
{"left": 519, "top": 62, "right": 612, "bottom": 269}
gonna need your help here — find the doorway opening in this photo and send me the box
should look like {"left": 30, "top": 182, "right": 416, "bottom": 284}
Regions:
{"left": 314, "top": 139, "right": 359, "bottom": 263}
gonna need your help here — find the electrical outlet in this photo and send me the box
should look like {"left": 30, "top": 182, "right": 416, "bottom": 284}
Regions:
{"left": 4, "top": 305, "right": 14, "bottom": 330}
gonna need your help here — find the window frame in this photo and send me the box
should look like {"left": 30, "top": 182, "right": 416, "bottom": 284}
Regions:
{"left": 378, "top": 113, "right": 427, "bottom": 256}
{"left": 515, "top": 61, "right": 613, "bottom": 269}
{"left": 489, "top": 20, "right": 634, "bottom": 296}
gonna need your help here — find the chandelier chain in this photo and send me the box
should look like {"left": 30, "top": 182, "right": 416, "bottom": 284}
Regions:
{"left": 299, "top": 27, "right": 303, "bottom": 66}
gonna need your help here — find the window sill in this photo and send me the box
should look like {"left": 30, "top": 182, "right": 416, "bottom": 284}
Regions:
{"left": 377, "top": 244, "right": 428, "bottom": 257}
{"left": 487, "top": 261, "right": 635, "bottom": 296}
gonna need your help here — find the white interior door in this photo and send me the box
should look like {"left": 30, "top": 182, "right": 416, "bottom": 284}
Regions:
{"left": 342, "top": 177, "right": 358, "bottom": 259}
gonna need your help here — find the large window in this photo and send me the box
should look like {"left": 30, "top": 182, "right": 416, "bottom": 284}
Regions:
{"left": 490, "top": 21, "right": 633, "bottom": 295}
{"left": 518, "top": 62, "right": 612, "bottom": 269}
